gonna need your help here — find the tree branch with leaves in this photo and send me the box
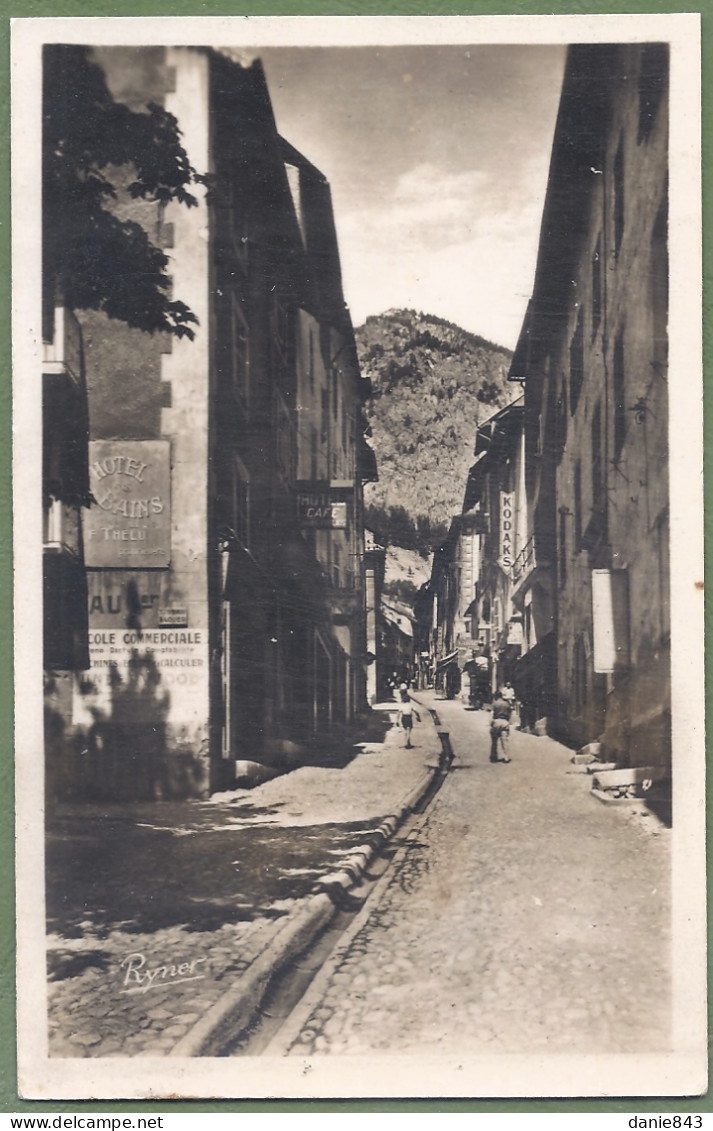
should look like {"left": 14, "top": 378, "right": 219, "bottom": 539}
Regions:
{"left": 43, "top": 45, "right": 210, "bottom": 340}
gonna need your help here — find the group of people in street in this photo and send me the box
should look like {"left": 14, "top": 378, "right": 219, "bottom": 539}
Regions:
{"left": 392, "top": 674, "right": 516, "bottom": 762}
{"left": 389, "top": 660, "right": 518, "bottom": 761}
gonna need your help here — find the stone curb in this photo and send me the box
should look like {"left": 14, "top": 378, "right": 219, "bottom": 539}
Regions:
{"left": 169, "top": 717, "right": 445, "bottom": 1057}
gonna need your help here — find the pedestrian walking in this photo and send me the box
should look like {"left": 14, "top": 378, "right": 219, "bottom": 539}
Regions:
{"left": 397, "top": 690, "right": 420, "bottom": 749}
{"left": 501, "top": 681, "right": 519, "bottom": 728}
{"left": 489, "top": 689, "right": 512, "bottom": 763}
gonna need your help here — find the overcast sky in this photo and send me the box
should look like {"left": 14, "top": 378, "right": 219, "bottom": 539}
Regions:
{"left": 259, "top": 44, "right": 567, "bottom": 350}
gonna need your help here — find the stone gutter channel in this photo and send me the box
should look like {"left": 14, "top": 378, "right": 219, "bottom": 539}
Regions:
{"left": 170, "top": 708, "right": 452, "bottom": 1058}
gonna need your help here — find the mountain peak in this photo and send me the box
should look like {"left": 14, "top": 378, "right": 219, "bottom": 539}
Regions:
{"left": 355, "top": 309, "right": 515, "bottom": 557}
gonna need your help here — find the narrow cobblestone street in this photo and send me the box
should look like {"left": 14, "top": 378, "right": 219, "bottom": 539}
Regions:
{"left": 44, "top": 705, "right": 443, "bottom": 1057}
{"left": 268, "top": 692, "right": 671, "bottom": 1059}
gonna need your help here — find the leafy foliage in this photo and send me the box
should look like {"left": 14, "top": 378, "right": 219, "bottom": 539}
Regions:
{"left": 365, "top": 502, "right": 448, "bottom": 558}
{"left": 43, "top": 45, "right": 209, "bottom": 338}
{"left": 382, "top": 577, "right": 421, "bottom": 607}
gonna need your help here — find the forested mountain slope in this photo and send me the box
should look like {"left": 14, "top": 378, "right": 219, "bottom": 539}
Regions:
{"left": 356, "top": 309, "right": 515, "bottom": 556}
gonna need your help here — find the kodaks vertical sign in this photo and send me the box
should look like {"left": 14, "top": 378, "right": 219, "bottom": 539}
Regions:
{"left": 499, "top": 491, "right": 514, "bottom": 571}
{"left": 85, "top": 441, "right": 171, "bottom": 568}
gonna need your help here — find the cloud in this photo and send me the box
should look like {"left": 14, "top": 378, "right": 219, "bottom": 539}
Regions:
{"left": 340, "top": 214, "right": 540, "bottom": 349}
{"left": 340, "top": 152, "right": 550, "bottom": 253}
{"left": 341, "top": 163, "right": 489, "bottom": 250}
{"left": 335, "top": 148, "right": 553, "bottom": 348}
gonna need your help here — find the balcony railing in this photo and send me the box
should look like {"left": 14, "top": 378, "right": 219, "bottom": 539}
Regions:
{"left": 510, "top": 535, "right": 536, "bottom": 584}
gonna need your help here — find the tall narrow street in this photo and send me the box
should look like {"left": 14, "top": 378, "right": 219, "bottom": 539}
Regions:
{"left": 22, "top": 27, "right": 705, "bottom": 1105}
{"left": 265, "top": 693, "right": 671, "bottom": 1058}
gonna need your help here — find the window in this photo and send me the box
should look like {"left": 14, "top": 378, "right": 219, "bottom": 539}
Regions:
{"left": 638, "top": 43, "right": 668, "bottom": 144}
{"left": 655, "top": 508, "right": 670, "bottom": 643}
{"left": 492, "top": 598, "right": 501, "bottom": 634}
{"left": 555, "top": 378, "right": 568, "bottom": 463}
{"left": 591, "top": 235, "right": 602, "bottom": 339}
{"left": 284, "top": 162, "right": 305, "bottom": 244}
{"left": 558, "top": 509, "right": 567, "bottom": 589}
{"left": 613, "top": 331, "right": 626, "bottom": 461}
{"left": 614, "top": 139, "right": 625, "bottom": 257}
{"left": 308, "top": 327, "right": 315, "bottom": 391}
{"left": 591, "top": 401, "right": 603, "bottom": 512}
{"left": 271, "top": 294, "right": 291, "bottom": 367}
{"left": 572, "top": 634, "right": 587, "bottom": 717}
{"left": 321, "top": 388, "right": 329, "bottom": 445}
{"left": 534, "top": 411, "right": 545, "bottom": 459}
{"left": 570, "top": 306, "right": 584, "bottom": 414}
{"left": 228, "top": 177, "right": 249, "bottom": 266}
{"left": 233, "top": 457, "right": 250, "bottom": 550}
{"left": 331, "top": 355, "right": 340, "bottom": 422}
{"left": 651, "top": 199, "right": 668, "bottom": 376}
{"left": 574, "top": 461, "right": 582, "bottom": 548}
{"left": 275, "top": 392, "right": 295, "bottom": 489}
{"left": 230, "top": 295, "right": 250, "bottom": 408}
{"left": 220, "top": 601, "right": 232, "bottom": 760}
{"left": 310, "top": 425, "right": 318, "bottom": 482}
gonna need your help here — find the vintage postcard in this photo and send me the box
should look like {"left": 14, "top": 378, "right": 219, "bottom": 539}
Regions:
{"left": 11, "top": 12, "right": 706, "bottom": 1101}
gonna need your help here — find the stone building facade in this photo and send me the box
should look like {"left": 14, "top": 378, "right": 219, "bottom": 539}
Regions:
{"left": 45, "top": 46, "right": 373, "bottom": 801}
{"left": 462, "top": 399, "right": 529, "bottom": 703}
{"left": 510, "top": 42, "right": 670, "bottom": 768}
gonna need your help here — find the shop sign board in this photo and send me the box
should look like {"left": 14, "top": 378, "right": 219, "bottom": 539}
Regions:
{"left": 85, "top": 440, "right": 171, "bottom": 568}
{"left": 592, "top": 568, "right": 630, "bottom": 672}
{"left": 158, "top": 607, "right": 189, "bottom": 628}
{"left": 297, "top": 482, "right": 349, "bottom": 529}
{"left": 499, "top": 491, "right": 514, "bottom": 571}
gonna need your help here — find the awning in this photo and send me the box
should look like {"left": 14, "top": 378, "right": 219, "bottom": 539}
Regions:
{"left": 435, "top": 650, "right": 459, "bottom": 672}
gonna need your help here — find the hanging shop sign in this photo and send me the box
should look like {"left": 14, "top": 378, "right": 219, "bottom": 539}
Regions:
{"left": 85, "top": 440, "right": 171, "bottom": 568}
{"left": 592, "top": 568, "right": 630, "bottom": 673}
{"left": 296, "top": 482, "right": 350, "bottom": 529}
{"left": 499, "top": 491, "right": 514, "bottom": 571}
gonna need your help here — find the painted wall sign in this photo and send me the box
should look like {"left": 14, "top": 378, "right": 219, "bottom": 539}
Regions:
{"left": 74, "top": 629, "right": 208, "bottom": 731}
{"left": 85, "top": 440, "right": 171, "bottom": 568}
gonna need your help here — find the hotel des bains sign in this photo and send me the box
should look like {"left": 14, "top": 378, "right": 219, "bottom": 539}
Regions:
{"left": 84, "top": 440, "right": 171, "bottom": 568}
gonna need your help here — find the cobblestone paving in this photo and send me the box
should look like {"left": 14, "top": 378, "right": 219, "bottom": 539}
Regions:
{"left": 48, "top": 914, "right": 287, "bottom": 1057}
{"left": 281, "top": 695, "right": 671, "bottom": 1058}
{"left": 46, "top": 703, "right": 441, "bottom": 1057}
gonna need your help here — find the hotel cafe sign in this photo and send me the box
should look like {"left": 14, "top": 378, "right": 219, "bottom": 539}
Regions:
{"left": 84, "top": 440, "right": 171, "bottom": 568}
{"left": 297, "top": 482, "right": 350, "bottom": 529}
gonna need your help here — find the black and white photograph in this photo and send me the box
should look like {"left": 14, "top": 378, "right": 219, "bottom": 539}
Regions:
{"left": 12, "top": 13, "right": 706, "bottom": 1101}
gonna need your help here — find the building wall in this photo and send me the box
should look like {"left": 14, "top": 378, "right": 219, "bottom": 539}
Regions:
{"left": 517, "top": 44, "right": 670, "bottom": 767}
{"left": 364, "top": 533, "right": 385, "bottom": 703}
{"left": 69, "top": 48, "right": 213, "bottom": 800}
{"left": 295, "top": 310, "right": 367, "bottom": 730}
{"left": 459, "top": 404, "right": 527, "bottom": 700}
{"left": 45, "top": 46, "right": 371, "bottom": 800}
